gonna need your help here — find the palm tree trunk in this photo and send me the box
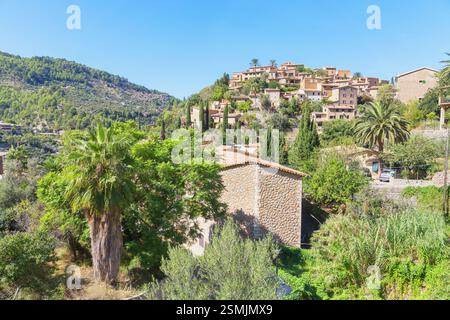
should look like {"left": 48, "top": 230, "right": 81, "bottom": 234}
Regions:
{"left": 87, "top": 208, "right": 123, "bottom": 284}
{"left": 377, "top": 137, "right": 384, "bottom": 177}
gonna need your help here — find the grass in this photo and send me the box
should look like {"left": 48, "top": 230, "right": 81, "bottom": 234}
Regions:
{"left": 402, "top": 186, "right": 448, "bottom": 212}
{"left": 277, "top": 206, "right": 449, "bottom": 300}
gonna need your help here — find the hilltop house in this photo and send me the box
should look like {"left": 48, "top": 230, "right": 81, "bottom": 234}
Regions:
{"left": 329, "top": 85, "right": 358, "bottom": 107}
{"left": 311, "top": 104, "right": 356, "bottom": 130}
{"left": 188, "top": 147, "right": 307, "bottom": 256}
{"left": 395, "top": 67, "right": 439, "bottom": 103}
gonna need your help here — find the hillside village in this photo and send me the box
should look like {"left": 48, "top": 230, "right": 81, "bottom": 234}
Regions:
{"left": 188, "top": 60, "right": 445, "bottom": 134}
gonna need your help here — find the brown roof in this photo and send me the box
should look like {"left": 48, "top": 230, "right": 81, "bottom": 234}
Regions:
{"left": 327, "top": 105, "right": 355, "bottom": 110}
{"left": 218, "top": 147, "right": 307, "bottom": 177}
{"left": 395, "top": 67, "right": 439, "bottom": 79}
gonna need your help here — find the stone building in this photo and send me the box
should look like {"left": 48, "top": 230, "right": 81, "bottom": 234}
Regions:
{"left": 189, "top": 148, "right": 306, "bottom": 256}
{"left": 395, "top": 67, "right": 438, "bottom": 104}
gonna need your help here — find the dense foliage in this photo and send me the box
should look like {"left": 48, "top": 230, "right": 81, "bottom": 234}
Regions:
{"left": 320, "top": 120, "right": 355, "bottom": 146}
{"left": 0, "top": 232, "right": 56, "bottom": 293}
{"left": 149, "top": 219, "right": 279, "bottom": 300}
{"left": 382, "top": 135, "right": 442, "bottom": 179}
{"left": 288, "top": 108, "right": 320, "bottom": 171}
{"left": 0, "top": 51, "right": 176, "bottom": 131}
{"left": 37, "top": 122, "right": 227, "bottom": 282}
{"left": 304, "top": 156, "right": 368, "bottom": 209}
{"left": 278, "top": 192, "right": 449, "bottom": 300}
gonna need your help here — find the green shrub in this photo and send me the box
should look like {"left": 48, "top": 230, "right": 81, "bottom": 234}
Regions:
{"left": 308, "top": 208, "right": 448, "bottom": 299}
{"left": 0, "top": 232, "right": 56, "bottom": 292}
{"left": 402, "top": 186, "right": 448, "bottom": 212}
{"left": 149, "top": 219, "right": 279, "bottom": 300}
{"left": 420, "top": 260, "right": 450, "bottom": 300}
{"left": 277, "top": 247, "right": 324, "bottom": 300}
{"left": 320, "top": 120, "right": 355, "bottom": 147}
{"left": 304, "top": 156, "right": 368, "bottom": 208}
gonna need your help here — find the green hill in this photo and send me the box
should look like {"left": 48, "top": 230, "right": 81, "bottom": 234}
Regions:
{"left": 0, "top": 51, "right": 176, "bottom": 131}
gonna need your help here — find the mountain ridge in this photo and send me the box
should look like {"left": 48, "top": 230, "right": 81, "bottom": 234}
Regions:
{"left": 0, "top": 51, "right": 176, "bottom": 130}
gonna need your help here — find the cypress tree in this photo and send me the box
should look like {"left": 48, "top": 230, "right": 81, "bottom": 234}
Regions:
{"left": 222, "top": 104, "right": 229, "bottom": 145}
{"left": 204, "top": 101, "right": 209, "bottom": 131}
{"left": 199, "top": 103, "right": 204, "bottom": 131}
{"left": 288, "top": 107, "right": 320, "bottom": 169}
{"left": 160, "top": 117, "right": 166, "bottom": 140}
{"left": 186, "top": 103, "right": 191, "bottom": 128}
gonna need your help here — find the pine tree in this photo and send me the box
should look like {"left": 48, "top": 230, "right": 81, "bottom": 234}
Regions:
{"left": 288, "top": 108, "right": 320, "bottom": 169}
{"left": 176, "top": 116, "right": 182, "bottom": 129}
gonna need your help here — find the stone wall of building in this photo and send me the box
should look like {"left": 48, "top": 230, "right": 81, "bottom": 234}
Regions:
{"left": 188, "top": 162, "right": 303, "bottom": 255}
{"left": 258, "top": 167, "right": 302, "bottom": 247}
{"left": 396, "top": 69, "right": 438, "bottom": 104}
{"left": 220, "top": 164, "right": 258, "bottom": 217}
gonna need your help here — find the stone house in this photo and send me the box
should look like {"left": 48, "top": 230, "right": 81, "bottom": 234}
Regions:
{"left": 311, "top": 105, "right": 356, "bottom": 131}
{"left": 395, "top": 67, "right": 438, "bottom": 104}
{"left": 188, "top": 148, "right": 306, "bottom": 256}
{"left": 329, "top": 85, "right": 358, "bottom": 107}
{"left": 263, "top": 88, "right": 281, "bottom": 108}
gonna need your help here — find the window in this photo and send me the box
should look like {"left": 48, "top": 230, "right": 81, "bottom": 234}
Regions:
{"left": 419, "top": 80, "right": 426, "bottom": 84}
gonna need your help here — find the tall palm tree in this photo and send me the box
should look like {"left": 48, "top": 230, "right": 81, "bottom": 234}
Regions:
{"left": 250, "top": 58, "right": 259, "bottom": 69}
{"left": 440, "top": 53, "right": 450, "bottom": 85}
{"left": 64, "top": 123, "right": 135, "bottom": 283}
{"left": 270, "top": 59, "right": 277, "bottom": 67}
{"left": 354, "top": 102, "right": 410, "bottom": 171}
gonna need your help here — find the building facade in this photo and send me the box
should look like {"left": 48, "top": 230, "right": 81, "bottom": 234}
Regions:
{"left": 395, "top": 67, "right": 438, "bottom": 103}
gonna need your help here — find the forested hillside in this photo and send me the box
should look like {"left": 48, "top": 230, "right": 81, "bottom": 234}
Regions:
{"left": 0, "top": 51, "right": 176, "bottom": 130}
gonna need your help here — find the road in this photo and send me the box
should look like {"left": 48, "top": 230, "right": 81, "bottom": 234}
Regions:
{"left": 370, "top": 179, "right": 434, "bottom": 200}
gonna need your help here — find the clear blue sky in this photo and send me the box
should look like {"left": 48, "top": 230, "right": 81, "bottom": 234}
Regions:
{"left": 0, "top": 0, "right": 449, "bottom": 98}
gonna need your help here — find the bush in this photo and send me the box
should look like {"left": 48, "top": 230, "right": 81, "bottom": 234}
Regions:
{"left": 0, "top": 232, "right": 56, "bottom": 292}
{"left": 382, "top": 136, "right": 441, "bottom": 179}
{"left": 419, "top": 260, "right": 450, "bottom": 300}
{"left": 277, "top": 247, "right": 324, "bottom": 300}
{"left": 402, "top": 186, "right": 448, "bottom": 212}
{"left": 304, "top": 156, "right": 368, "bottom": 208}
{"left": 149, "top": 219, "right": 279, "bottom": 300}
{"left": 320, "top": 120, "right": 355, "bottom": 146}
{"left": 308, "top": 208, "right": 448, "bottom": 299}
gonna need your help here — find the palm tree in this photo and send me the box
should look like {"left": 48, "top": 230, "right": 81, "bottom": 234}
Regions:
{"left": 270, "top": 60, "right": 277, "bottom": 67}
{"left": 64, "top": 123, "right": 135, "bottom": 284}
{"left": 440, "top": 53, "right": 450, "bottom": 85}
{"left": 250, "top": 58, "right": 259, "bottom": 69}
{"left": 354, "top": 102, "right": 410, "bottom": 172}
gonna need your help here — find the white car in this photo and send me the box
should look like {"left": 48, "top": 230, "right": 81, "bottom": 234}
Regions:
{"left": 379, "top": 169, "right": 393, "bottom": 182}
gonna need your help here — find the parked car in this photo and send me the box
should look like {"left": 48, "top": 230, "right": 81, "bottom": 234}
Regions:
{"left": 379, "top": 169, "right": 394, "bottom": 182}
